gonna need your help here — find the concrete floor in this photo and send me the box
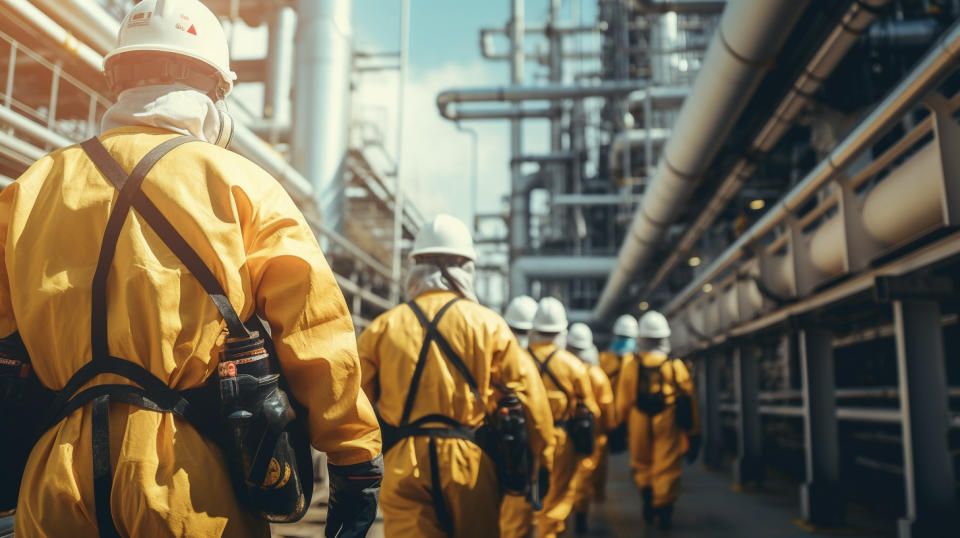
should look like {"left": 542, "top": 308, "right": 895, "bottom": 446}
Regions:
{"left": 270, "top": 451, "right": 893, "bottom": 537}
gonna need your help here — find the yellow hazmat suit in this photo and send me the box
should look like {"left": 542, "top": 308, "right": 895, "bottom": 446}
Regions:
{"left": 570, "top": 364, "right": 615, "bottom": 513}
{"left": 615, "top": 351, "right": 700, "bottom": 508}
{"left": 522, "top": 342, "right": 599, "bottom": 538}
{"left": 1, "top": 127, "right": 382, "bottom": 536}
{"left": 358, "top": 290, "right": 555, "bottom": 538}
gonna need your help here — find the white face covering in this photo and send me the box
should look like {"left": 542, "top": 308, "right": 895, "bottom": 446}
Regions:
{"left": 405, "top": 260, "right": 478, "bottom": 303}
{"left": 101, "top": 83, "right": 234, "bottom": 147}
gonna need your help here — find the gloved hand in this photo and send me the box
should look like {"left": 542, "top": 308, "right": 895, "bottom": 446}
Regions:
{"left": 685, "top": 435, "right": 702, "bottom": 464}
{"left": 326, "top": 455, "right": 383, "bottom": 538}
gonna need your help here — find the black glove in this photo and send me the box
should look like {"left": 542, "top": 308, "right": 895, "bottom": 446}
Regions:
{"left": 326, "top": 455, "right": 383, "bottom": 538}
{"left": 685, "top": 435, "right": 701, "bottom": 464}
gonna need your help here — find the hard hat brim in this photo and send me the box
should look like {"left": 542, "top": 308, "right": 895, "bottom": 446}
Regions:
{"left": 105, "top": 44, "right": 237, "bottom": 90}
{"left": 409, "top": 245, "right": 477, "bottom": 261}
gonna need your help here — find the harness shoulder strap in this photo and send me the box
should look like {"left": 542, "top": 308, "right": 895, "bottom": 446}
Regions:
{"left": 398, "top": 297, "right": 466, "bottom": 426}
{"left": 530, "top": 348, "right": 573, "bottom": 418}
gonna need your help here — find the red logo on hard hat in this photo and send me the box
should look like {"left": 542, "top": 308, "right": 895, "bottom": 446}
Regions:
{"left": 187, "top": 24, "right": 197, "bottom": 35}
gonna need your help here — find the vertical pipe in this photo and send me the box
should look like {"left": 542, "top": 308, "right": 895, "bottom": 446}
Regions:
{"left": 508, "top": 0, "right": 526, "bottom": 297}
{"left": 264, "top": 6, "right": 295, "bottom": 138}
{"left": 4, "top": 42, "right": 15, "bottom": 109}
{"left": 391, "top": 0, "right": 410, "bottom": 304}
{"left": 733, "top": 345, "right": 763, "bottom": 485}
{"left": 893, "top": 300, "right": 957, "bottom": 537}
{"left": 799, "top": 328, "right": 844, "bottom": 526}
{"left": 548, "top": 0, "right": 565, "bottom": 248}
{"left": 292, "top": 0, "right": 353, "bottom": 235}
{"left": 47, "top": 62, "right": 61, "bottom": 130}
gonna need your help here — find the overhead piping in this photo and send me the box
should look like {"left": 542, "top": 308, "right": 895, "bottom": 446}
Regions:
{"left": 591, "top": 0, "right": 811, "bottom": 321}
{"left": 664, "top": 17, "right": 960, "bottom": 318}
{"left": 436, "top": 81, "right": 651, "bottom": 120}
{"left": 642, "top": 0, "right": 891, "bottom": 298}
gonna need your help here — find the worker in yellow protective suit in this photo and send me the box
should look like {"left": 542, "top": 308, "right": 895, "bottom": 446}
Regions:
{"left": 615, "top": 311, "right": 700, "bottom": 530}
{"left": 524, "top": 298, "right": 600, "bottom": 538}
{"left": 358, "top": 214, "right": 555, "bottom": 538}
{"left": 2, "top": 2, "right": 382, "bottom": 537}
{"left": 596, "top": 313, "right": 638, "bottom": 493}
{"left": 499, "top": 294, "right": 549, "bottom": 538}
{"left": 566, "top": 323, "right": 615, "bottom": 535}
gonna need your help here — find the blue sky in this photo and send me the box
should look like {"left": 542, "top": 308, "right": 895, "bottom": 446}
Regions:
{"left": 349, "top": 0, "right": 601, "bottom": 226}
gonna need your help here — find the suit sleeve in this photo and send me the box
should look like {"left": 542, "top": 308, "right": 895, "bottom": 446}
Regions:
{"left": 0, "top": 183, "right": 18, "bottom": 338}
{"left": 615, "top": 355, "right": 638, "bottom": 424}
{"left": 356, "top": 317, "right": 385, "bottom": 406}
{"left": 592, "top": 368, "right": 616, "bottom": 433}
{"left": 242, "top": 179, "right": 381, "bottom": 466}
{"left": 490, "top": 319, "right": 556, "bottom": 472}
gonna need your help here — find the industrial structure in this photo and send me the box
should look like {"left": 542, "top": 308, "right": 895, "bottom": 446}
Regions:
{"left": 439, "top": 0, "right": 960, "bottom": 536}
{"left": 0, "top": 0, "right": 959, "bottom": 536}
{"left": 0, "top": 0, "right": 418, "bottom": 333}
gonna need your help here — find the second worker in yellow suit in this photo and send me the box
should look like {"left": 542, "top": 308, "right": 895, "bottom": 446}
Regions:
{"left": 500, "top": 297, "right": 599, "bottom": 538}
{"left": 615, "top": 311, "right": 700, "bottom": 530}
{"left": 358, "top": 214, "right": 555, "bottom": 538}
{"left": 565, "top": 323, "right": 615, "bottom": 535}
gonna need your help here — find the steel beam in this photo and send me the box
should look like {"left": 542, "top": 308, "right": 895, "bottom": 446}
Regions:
{"left": 733, "top": 345, "right": 763, "bottom": 485}
{"left": 701, "top": 355, "right": 723, "bottom": 468}
{"left": 799, "top": 328, "right": 843, "bottom": 526}
{"left": 893, "top": 300, "right": 958, "bottom": 537}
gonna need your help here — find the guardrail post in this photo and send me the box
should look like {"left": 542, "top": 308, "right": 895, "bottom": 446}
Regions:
{"left": 892, "top": 298, "right": 957, "bottom": 537}
{"left": 733, "top": 344, "right": 763, "bottom": 485}
{"left": 700, "top": 353, "right": 723, "bottom": 469}
{"left": 799, "top": 327, "right": 843, "bottom": 526}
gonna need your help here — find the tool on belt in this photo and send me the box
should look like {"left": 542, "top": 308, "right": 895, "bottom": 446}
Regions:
{"left": 529, "top": 348, "right": 595, "bottom": 456}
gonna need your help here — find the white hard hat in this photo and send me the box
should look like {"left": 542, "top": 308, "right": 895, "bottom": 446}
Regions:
{"left": 567, "top": 322, "right": 594, "bottom": 350}
{"left": 612, "top": 314, "right": 639, "bottom": 338}
{"left": 639, "top": 310, "right": 671, "bottom": 339}
{"left": 410, "top": 214, "right": 477, "bottom": 261}
{"left": 504, "top": 295, "right": 538, "bottom": 331}
{"left": 532, "top": 297, "right": 567, "bottom": 333}
{"left": 106, "top": 0, "right": 236, "bottom": 94}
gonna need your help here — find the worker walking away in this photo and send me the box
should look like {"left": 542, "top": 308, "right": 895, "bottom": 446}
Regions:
{"left": 499, "top": 293, "right": 550, "bottom": 538}
{"left": 504, "top": 295, "right": 539, "bottom": 349}
{"left": 597, "top": 314, "right": 638, "bottom": 488}
{"left": 615, "top": 311, "right": 700, "bottom": 530}
{"left": 358, "top": 214, "right": 555, "bottom": 538}
{"left": 565, "top": 323, "right": 615, "bottom": 535}
{"left": 527, "top": 298, "right": 600, "bottom": 538}
{"left": 0, "top": 1, "right": 382, "bottom": 536}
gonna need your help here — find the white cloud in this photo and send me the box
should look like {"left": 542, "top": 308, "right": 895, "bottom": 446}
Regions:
{"left": 352, "top": 61, "right": 549, "bottom": 226}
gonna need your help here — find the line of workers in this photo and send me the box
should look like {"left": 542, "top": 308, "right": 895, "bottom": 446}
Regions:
{"left": 0, "top": 2, "right": 699, "bottom": 535}
{"left": 359, "top": 213, "right": 701, "bottom": 537}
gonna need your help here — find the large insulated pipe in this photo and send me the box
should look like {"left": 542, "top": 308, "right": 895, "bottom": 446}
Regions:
{"left": 664, "top": 18, "right": 960, "bottom": 317}
{"left": 0, "top": 0, "right": 106, "bottom": 74}
{"left": 264, "top": 7, "right": 296, "bottom": 124}
{"left": 292, "top": 0, "right": 353, "bottom": 233}
{"left": 642, "top": 0, "right": 890, "bottom": 297}
{"left": 592, "top": 0, "right": 810, "bottom": 321}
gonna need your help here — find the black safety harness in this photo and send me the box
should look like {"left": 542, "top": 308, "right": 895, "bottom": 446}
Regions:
{"left": 377, "top": 297, "right": 493, "bottom": 537}
{"left": 38, "top": 136, "right": 259, "bottom": 537}
{"left": 528, "top": 348, "right": 574, "bottom": 427}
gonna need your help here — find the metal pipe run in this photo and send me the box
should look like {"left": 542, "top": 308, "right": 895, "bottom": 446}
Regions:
{"left": 551, "top": 193, "right": 638, "bottom": 206}
{"left": 0, "top": 105, "right": 73, "bottom": 148}
{"left": 608, "top": 128, "right": 672, "bottom": 177}
{"left": 664, "top": 17, "right": 960, "bottom": 318}
{"left": 642, "top": 0, "right": 890, "bottom": 298}
{"left": 718, "top": 403, "right": 960, "bottom": 427}
{"left": 626, "top": 86, "right": 690, "bottom": 112}
{"left": 31, "top": 0, "right": 119, "bottom": 54}
{"left": 593, "top": 0, "right": 810, "bottom": 321}
{"left": 510, "top": 151, "right": 576, "bottom": 165}
{"left": 0, "top": 0, "right": 105, "bottom": 74}
{"left": 436, "top": 81, "right": 650, "bottom": 120}
{"left": 509, "top": 256, "right": 616, "bottom": 301}
{"left": 636, "top": 0, "right": 727, "bottom": 14}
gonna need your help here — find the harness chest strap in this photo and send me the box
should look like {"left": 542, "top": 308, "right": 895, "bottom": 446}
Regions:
{"left": 55, "top": 136, "right": 253, "bottom": 537}
{"left": 529, "top": 348, "right": 576, "bottom": 424}
{"left": 376, "top": 297, "right": 490, "bottom": 537}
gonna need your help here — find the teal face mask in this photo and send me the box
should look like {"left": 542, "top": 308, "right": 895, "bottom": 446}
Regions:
{"left": 610, "top": 337, "right": 636, "bottom": 355}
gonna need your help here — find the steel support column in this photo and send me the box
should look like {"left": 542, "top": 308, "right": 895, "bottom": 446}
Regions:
{"left": 701, "top": 354, "right": 723, "bottom": 468}
{"left": 893, "top": 300, "right": 958, "bottom": 537}
{"left": 733, "top": 345, "right": 763, "bottom": 485}
{"left": 799, "top": 328, "right": 843, "bottom": 526}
